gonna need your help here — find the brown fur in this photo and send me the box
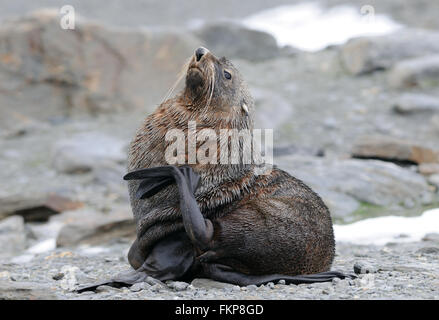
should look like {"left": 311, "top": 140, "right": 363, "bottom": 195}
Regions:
{"left": 126, "top": 49, "right": 335, "bottom": 276}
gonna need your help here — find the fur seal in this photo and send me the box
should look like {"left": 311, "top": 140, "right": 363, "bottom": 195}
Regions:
{"left": 77, "top": 47, "right": 352, "bottom": 292}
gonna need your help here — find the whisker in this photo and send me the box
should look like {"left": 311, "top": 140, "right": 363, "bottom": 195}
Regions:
{"left": 161, "top": 58, "right": 191, "bottom": 104}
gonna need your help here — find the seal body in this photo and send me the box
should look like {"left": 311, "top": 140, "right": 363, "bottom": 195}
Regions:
{"left": 126, "top": 48, "right": 335, "bottom": 283}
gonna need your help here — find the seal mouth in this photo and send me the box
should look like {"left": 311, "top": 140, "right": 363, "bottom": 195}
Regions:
{"left": 185, "top": 47, "right": 216, "bottom": 106}
{"left": 186, "top": 65, "right": 205, "bottom": 91}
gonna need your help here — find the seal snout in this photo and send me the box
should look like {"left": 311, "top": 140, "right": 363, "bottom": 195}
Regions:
{"left": 195, "top": 47, "right": 209, "bottom": 61}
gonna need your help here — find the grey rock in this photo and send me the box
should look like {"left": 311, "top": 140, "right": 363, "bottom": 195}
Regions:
{"left": 427, "top": 174, "right": 439, "bottom": 188}
{"left": 56, "top": 217, "right": 135, "bottom": 247}
{"left": 315, "top": 189, "right": 360, "bottom": 220}
{"left": 354, "top": 262, "right": 377, "bottom": 274}
{"left": 340, "top": 30, "right": 439, "bottom": 74}
{"left": 191, "top": 278, "right": 239, "bottom": 290}
{"left": 275, "top": 155, "right": 433, "bottom": 208}
{"left": 416, "top": 247, "right": 439, "bottom": 255}
{"left": 419, "top": 163, "right": 439, "bottom": 176}
{"left": 393, "top": 93, "right": 439, "bottom": 114}
{"left": 352, "top": 135, "right": 439, "bottom": 164}
{"left": 0, "top": 280, "right": 58, "bottom": 299}
{"left": 0, "top": 216, "right": 27, "bottom": 255}
{"left": 251, "top": 87, "right": 293, "bottom": 130}
{"left": 96, "top": 285, "right": 121, "bottom": 293}
{"left": 0, "top": 193, "right": 83, "bottom": 222}
{"left": 193, "top": 22, "right": 279, "bottom": 61}
{"left": 422, "top": 233, "right": 439, "bottom": 242}
{"left": 130, "top": 282, "right": 151, "bottom": 292}
{"left": 388, "top": 55, "right": 439, "bottom": 88}
{"left": 167, "top": 281, "right": 189, "bottom": 291}
{"left": 51, "top": 133, "right": 126, "bottom": 174}
{"left": 93, "top": 163, "right": 126, "bottom": 189}
{"left": 273, "top": 144, "right": 324, "bottom": 157}
{"left": 59, "top": 265, "right": 91, "bottom": 291}
{"left": 0, "top": 10, "right": 200, "bottom": 132}
{"left": 246, "top": 284, "right": 258, "bottom": 291}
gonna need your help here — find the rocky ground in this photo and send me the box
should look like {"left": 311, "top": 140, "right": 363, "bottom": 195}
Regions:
{"left": 0, "top": 0, "right": 438, "bottom": 300}
{"left": 1, "top": 237, "right": 438, "bottom": 300}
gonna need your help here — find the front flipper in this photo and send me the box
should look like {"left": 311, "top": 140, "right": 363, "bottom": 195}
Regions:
{"left": 76, "top": 232, "right": 195, "bottom": 293}
{"left": 205, "top": 264, "right": 356, "bottom": 286}
{"left": 124, "top": 165, "right": 200, "bottom": 199}
{"left": 125, "top": 165, "right": 213, "bottom": 251}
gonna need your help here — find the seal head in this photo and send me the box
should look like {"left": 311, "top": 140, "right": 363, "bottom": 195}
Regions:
{"left": 184, "top": 47, "right": 253, "bottom": 121}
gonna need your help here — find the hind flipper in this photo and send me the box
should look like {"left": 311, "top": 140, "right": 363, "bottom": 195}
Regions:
{"left": 205, "top": 263, "right": 356, "bottom": 286}
{"left": 77, "top": 232, "right": 196, "bottom": 293}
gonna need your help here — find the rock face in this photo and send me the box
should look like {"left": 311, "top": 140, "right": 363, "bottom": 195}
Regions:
{"left": 0, "top": 9, "right": 200, "bottom": 133}
{"left": 352, "top": 135, "right": 439, "bottom": 164}
{"left": 393, "top": 93, "right": 439, "bottom": 114}
{"left": 51, "top": 132, "right": 126, "bottom": 174}
{"left": 0, "top": 216, "right": 27, "bottom": 255}
{"left": 340, "top": 30, "right": 439, "bottom": 74}
{"left": 56, "top": 208, "right": 135, "bottom": 247}
{"left": 275, "top": 155, "right": 434, "bottom": 213}
{"left": 0, "top": 193, "right": 83, "bottom": 221}
{"left": 193, "top": 22, "right": 279, "bottom": 61}
{"left": 418, "top": 163, "right": 439, "bottom": 175}
{"left": 388, "top": 55, "right": 439, "bottom": 88}
{"left": 0, "top": 280, "right": 58, "bottom": 299}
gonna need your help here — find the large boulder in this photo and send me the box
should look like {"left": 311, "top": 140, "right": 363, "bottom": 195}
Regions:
{"left": 51, "top": 132, "right": 127, "bottom": 174}
{"left": 393, "top": 93, "right": 439, "bottom": 114}
{"left": 387, "top": 55, "right": 439, "bottom": 88}
{"left": 0, "top": 9, "right": 200, "bottom": 133}
{"left": 0, "top": 216, "right": 27, "bottom": 255}
{"left": 340, "top": 30, "right": 439, "bottom": 74}
{"left": 352, "top": 135, "right": 439, "bottom": 164}
{"left": 0, "top": 192, "right": 83, "bottom": 222}
{"left": 275, "top": 155, "right": 435, "bottom": 212}
{"left": 193, "top": 22, "right": 279, "bottom": 61}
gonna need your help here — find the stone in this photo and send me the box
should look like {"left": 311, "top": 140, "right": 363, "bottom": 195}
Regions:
{"left": 416, "top": 247, "right": 439, "bottom": 255}
{"left": 59, "top": 265, "right": 91, "bottom": 291}
{"left": 130, "top": 282, "right": 151, "bottom": 292}
{"left": 340, "top": 30, "right": 439, "bottom": 74}
{"left": 419, "top": 163, "right": 439, "bottom": 175}
{"left": 275, "top": 155, "right": 433, "bottom": 208}
{"left": 0, "top": 192, "right": 83, "bottom": 222}
{"left": 51, "top": 133, "right": 127, "bottom": 174}
{"left": 388, "top": 55, "right": 439, "bottom": 88}
{"left": 428, "top": 174, "right": 439, "bottom": 188}
{"left": 422, "top": 233, "right": 439, "bottom": 242}
{"left": 273, "top": 144, "right": 324, "bottom": 157}
{"left": 193, "top": 22, "right": 279, "bottom": 61}
{"left": 56, "top": 218, "right": 135, "bottom": 247}
{"left": 0, "top": 280, "right": 58, "bottom": 299}
{"left": 315, "top": 189, "right": 360, "bottom": 220}
{"left": 0, "top": 216, "right": 27, "bottom": 255}
{"left": 352, "top": 135, "right": 439, "bottom": 164}
{"left": 191, "top": 278, "right": 239, "bottom": 290}
{"left": 354, "top": 262, "right": 377, "bottom": 274}
{"left": 393, "top": 93, "right": 439, "bottom": 114}
{"left": 167, "top": 281, "right": 189, "bottom": 291}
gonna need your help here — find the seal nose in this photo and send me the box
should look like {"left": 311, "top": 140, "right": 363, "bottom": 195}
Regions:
{"left": 195, "top": 47, "right": 209, "bottom": 62}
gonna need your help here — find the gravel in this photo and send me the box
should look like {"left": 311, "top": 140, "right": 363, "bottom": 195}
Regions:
{"left": 0, "top": 239, "right": 438, "bottom": 300}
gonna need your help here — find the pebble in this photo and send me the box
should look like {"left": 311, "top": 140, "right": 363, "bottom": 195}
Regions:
{"left": 130, "top": 282, "right": 151, "bottom": 292}
{"left": 167, "top": 281, "right": 189, "bottom": 291}
{"left": 354, "top": 262, "right": 377, "bottom": 274}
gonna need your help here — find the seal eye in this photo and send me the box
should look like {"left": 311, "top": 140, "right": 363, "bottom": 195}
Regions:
{"left": 224, "top": 70, "right": 232, "bottom": 80}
